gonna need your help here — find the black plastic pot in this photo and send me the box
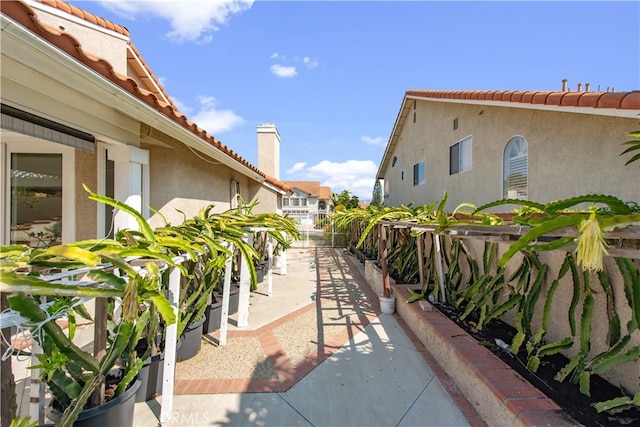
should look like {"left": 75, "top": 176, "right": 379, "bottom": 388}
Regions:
{"left": 256, "top": 264, "right": 265, "bottom": 283}
{"left": 176, "top": 315, "right": 206, "bottom": 361}
{"left": 135, "top": 352, "right": 164, "bottom": 402}
{"left": 202, "top": 301, "right": 223, "bottom": 334}
{"left": 215, "top": 284, "right": 240, "bottom": 315}
{"left": 48, "top": 377, "right": 141, "bottom": 427}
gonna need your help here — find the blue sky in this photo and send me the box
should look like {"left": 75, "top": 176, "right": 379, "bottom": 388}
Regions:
{"left": 67, "top": 1, "right": 639, "bottom": 201}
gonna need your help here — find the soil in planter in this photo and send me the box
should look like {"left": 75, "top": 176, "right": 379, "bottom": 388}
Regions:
{"left": 433, "top": 302, "right": 640, "bottom": 427}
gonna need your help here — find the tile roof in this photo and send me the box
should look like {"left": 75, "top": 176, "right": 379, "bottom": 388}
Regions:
{"left": 2, "top": 0, "right": 291, "bottom": 193}
{"left": 318, "top": 186, "right": 333, "bottom": 200}
{"left": 283, "top": 181, "right": 332, "bottom": 199}
{"left": 35, "top": 0, "right": 176, "bottom": 109}
{"left": 405, "top": 89, "right": 640, "bottom": 111}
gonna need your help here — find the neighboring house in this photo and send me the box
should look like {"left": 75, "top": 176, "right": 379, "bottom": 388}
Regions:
{"left": 376, "top": 87, "right": 640, "bottom": 395}
{"left": 281, "top": 181, "right": 332, "bottom": 226}
{"left": 1, "top": 0, "right": 290, "bottom": 247}
{"left": 377, "top": 87, "right": 640, "bottom": 211}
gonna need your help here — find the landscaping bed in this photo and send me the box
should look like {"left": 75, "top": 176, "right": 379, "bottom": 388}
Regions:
{"left": 434, "top": 301, "right": 640, "bottom": 427}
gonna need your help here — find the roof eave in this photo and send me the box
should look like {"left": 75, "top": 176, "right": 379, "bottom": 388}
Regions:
{"left": 1, "top": 9, "right": 266, "bottom": 183}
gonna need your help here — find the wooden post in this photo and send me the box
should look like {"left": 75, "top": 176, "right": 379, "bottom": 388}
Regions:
{"left": 90, "top": 297, "right": 107, "bottom": 407}
{"left": 379, "top": 224, "right": 390, "bottom": 298}
{"left": 160, "top": 265, "right": 180, "bottom": 424}
{"left": 280, "top": 232, "right": 287, "bottom": 276}
{"left": 218, "top": 245, "right": 233, "bottom": 346}
{"left": 237, "top": 234, "right": 251, "bottom": 328}
{"left": 1, "top": 293, "right": 17, "bottom": 427}
{"left": 266, "top": 238, "right": 273, "bottom": 297}
{"left": 434, "top": 233, "right": 447, "bottom": 303}
{"left": 416, "top": 233, "right": 424, "bottom": 290}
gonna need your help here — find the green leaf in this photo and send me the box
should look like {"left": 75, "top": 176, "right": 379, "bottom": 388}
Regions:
{"left": 0, "top": 272, "right": 121, "bottom": 298}
{"left": 31, "top": 244, "right": 101, "bottom": 266}
{"left": 579, "top": 371, "right": 591, "bottom": 396}
{"left": 545, "top": 194, "right": 633, "bottom": 215}
{"left": 527, "top": 356, "right": 540, "bottom": 372}
{"left": 84, "top": 184, "right": 156, "bottom": 243}
{"left": 498, "top": 215, "right": 584, "bottom": 267}
{"left": 536, "top": 337, "right": 574, "bottom": 357}
{"left": 591, "top": 345, "right": 640, "bottom": 375}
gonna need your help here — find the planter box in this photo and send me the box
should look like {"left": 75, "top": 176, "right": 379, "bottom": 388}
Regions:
{"left": 361, "top": 257, "right": 576, "bottom": 426}
{"left": 364, "top": 259, "right": 395, "bottom": 297}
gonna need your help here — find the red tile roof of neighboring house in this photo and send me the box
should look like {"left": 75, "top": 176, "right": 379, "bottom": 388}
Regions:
{"left": 318, "top": 186, "right": 333, "bottom": 200}
{"left": 405, "top": 89, "right": 640, "bottom": 111}
{"left": 2, "top": 0, "right": 291, "bottom": 193}
{"left": 283, "top": 181, "right": 332, "bottom": 199}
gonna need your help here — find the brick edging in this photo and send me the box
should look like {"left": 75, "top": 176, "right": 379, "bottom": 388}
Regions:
{"left": 390, "top": 284, "right": 580, "bottom": 427}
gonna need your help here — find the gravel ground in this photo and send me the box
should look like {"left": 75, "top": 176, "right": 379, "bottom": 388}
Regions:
{"left": 175, "top": 336, "right": 277, "bottom": 379}
{"left": 174, "top": 246, "right": 372, "bottom": 381}
{"left": 272, "top": 309, "right": 345, "bottom": 366}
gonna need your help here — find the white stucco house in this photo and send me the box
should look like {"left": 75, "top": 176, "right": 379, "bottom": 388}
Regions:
{"left": 281, "top": 181, "right": 332, "bottom": 227}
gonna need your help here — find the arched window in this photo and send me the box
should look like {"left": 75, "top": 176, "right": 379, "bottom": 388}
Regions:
{"left": 503, "top": 136, "right": 528, "bottom": 199}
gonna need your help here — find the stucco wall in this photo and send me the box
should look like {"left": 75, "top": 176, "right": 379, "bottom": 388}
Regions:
{"left": 74, "top": 149, "right": 97, "bottom": 240}
{"left": 144, "top": 138, "right": 237, "bottom": 227}
{"left": 383, "top": 100, "right": 640, "bottom": 210}
{"left": 251, "top": 186, "right": 279, "bottom": 214}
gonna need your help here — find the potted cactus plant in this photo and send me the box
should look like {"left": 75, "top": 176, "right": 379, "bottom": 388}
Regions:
{"left": 1, "top": 240, "right": 176, "bottom": 426}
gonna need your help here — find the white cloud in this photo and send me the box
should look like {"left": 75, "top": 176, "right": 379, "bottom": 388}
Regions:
{"left": 269, "top": 54, "right": 318, "bottom": 77}
{"left": 285, "top": 159, "right": 378, "bottom": 201}
{"left": 361, "top": 135, "right": 386, "bottom": 146}
{"left": 98, "top": 0, "right": 254, "bottom": 43}
{"left": 303, "top": 57, "right": 319, "bottom": 69}
{"left": 189, "top": 95, "right": 243, "bottom": 134}
{"left": 286, "top": 162, "right": 307, "bottom": 174}
{"left": 271, "top": 64, "right": 297, "bottom": 78}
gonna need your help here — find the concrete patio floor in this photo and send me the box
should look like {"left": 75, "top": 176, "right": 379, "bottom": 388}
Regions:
{"left": 132, "top": 239, "right": 481, "bottom": 426}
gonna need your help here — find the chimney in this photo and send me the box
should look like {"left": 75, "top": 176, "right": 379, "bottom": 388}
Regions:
{"left": 257, "top": 123, "right": 280, "bottom": 180}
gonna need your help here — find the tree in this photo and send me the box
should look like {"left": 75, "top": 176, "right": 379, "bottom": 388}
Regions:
{"left": 371, "top": 180, "right": 383, "bottom": 207}
{"left": 331, "top": 190, "right": 359, "bottom": 210}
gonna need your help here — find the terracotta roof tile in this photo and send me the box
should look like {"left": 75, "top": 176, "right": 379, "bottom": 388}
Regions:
{"left": 406, "top": 88, "right": 639, "bottom": 111}
{"left": 545, "top": 92, "right": 565, "bottom": 106}
{"left": 37, "top": 0, "right": 129, "bottom": 36}
{"left": 282, "top": 181, "right": 332, "bottom": 198}
{"left": 1, "top": 1, "right": 293, "bottom": 191}
{"left": 34, "top": 1, "right": 176, "bottom": 109}
{"left": 264, "top": 176, "right": 291, "bottom": 192}
{"left": 318, "top": 186, "right": 333, "bottom": 200}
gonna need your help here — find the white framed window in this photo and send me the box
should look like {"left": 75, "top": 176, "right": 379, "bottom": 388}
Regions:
{"left": 2, "top": 141, "right": 75, "bottom": 246}
{"left": 503, "top": 136, "right": 528, "bottom": 199}
{"left": 413, "top": 161, "right": 425, "bottom": 186}
{"left": 450, "top": 135, "right": 472, "bottom": 175}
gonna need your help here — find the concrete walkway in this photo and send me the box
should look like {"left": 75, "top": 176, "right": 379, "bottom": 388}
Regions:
{"left": 133, "top": 240, "right": 478, "bottom": 427}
